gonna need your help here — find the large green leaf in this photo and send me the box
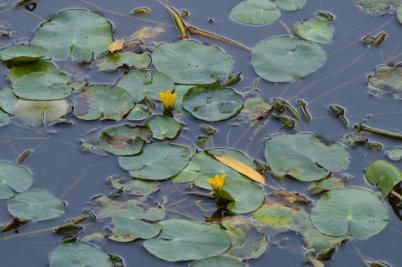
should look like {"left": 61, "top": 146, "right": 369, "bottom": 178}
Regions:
{"left": 143, "top": 219, "right": 231, "bottom": 262}
{"left": 252, "top": 36, "right": 327, "bottom": 82}
{"left": 365, "top": 160, "right": 402, "bottom": 196}
{"left": 295, "top": 13, "right": 334, "bottom": 44}
{"left": 0, "top": 161, "right": 33, "bottom": 199}
{"left": 0, "top": 44, "right": 47, "bottom": 63}
{"left": 118, "top": 143, "right": 191, "bottom": 180}
{"left": 152, "top": 40, "right": 233, "bottom": 84}
{"left": 264, "top": 133, "right": 350, "bottom": 181}
{"left": 311, "top": 187, "right": 389, "bottom": 239}
{"left": 33, "top": 9, "right": 113, "bottom": 61}
{"left": 368, "top": 65, "right": 402, "bottom": 95}
{"left": 191, "top": 256, "right": 245, "bottom": 267}
{"left": 276, "top": 0, "right": 307, "bottom": 11}
{"left": 14, "top": 99, "right": 69, "bottom": 126}
{"left": 145, "top": 115, "right": 181, "bottom": 140}
{"left": 229, "top": 0, "right": 281, "bottom": 25}
{"left": 0, "top": 88, "right": 18, "bottom": 115}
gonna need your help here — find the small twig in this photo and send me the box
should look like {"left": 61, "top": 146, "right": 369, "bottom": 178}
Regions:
{"left": 354, "top": 123, "right": 402, "bottom": 141}
{"left": 157, "top": 0, "right": 189, "bottom": 39}
{"left": 278, "top": 19, "right": 293, "bottom": 36}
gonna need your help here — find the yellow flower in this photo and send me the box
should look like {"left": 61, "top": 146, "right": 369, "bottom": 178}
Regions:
{"left": 207, "top": 174, "right": 226, "bottom": 194}
{"left": 159, "top": 90, "right": 177, "bottom": 112}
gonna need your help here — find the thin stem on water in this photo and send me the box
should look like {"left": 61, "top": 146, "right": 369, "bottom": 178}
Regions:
{"left": 278, "top": 19, "right": 293, "bottom": 36}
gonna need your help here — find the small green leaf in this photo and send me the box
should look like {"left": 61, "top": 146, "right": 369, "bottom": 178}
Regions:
{"left": 230, "top": 0, "right": 281, "bottom": 25}
{"left": 365, "top": 160, "right": 402, "bottom": 196}
{"left": 145, "top": 115, "right": 181, "bottom": 140}
{"left": 97, "top": 52, "right": 151, "bottom": 71}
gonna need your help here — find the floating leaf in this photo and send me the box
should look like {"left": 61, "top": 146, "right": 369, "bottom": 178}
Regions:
{"left": 311, "top": 187, "right": 389, "bottom": 239}
{"left": 33, "top": 9, "right": 113, "bottom": 61}
{"left": 308, "top": 177, "right": 346, "bottom": 195}
{"left": 143, "top": 219, "right": 231, "bottom": 262}
{"left": 229, "top": 0, "right": 281, "bottom": 25}
{"left": 365, "top": 160, "right": 402, "bottom": 196}
{"left": 241, "top": 97, "right": 272, "bottom": 120}
{"left": 109, "top": 176, "right": 160, "bottom": 196}
{"left": 368, "top": 65, "right": 402, "bottom": 95}
{"left": 130, "top": 26, "right": 165, "bottom": 42}
{"left": 14, "top": 99, "right": 69, "bottom": 126}
{"left": 118, "top": 143, "right": 191, "bottom": 180}
{"left": 49, "top": 242, "right": 113, "bottom": 267}
{"left": 97, "top": 52, "right": 151, "bottom": 71}
{"left": 276, "top": 0, "right": 307, "bottom": 11}
{"left": 145, "top": 115, "right": 181, "bottom": 140}
{"left": 252, "top": 36, "right": 327, "bottom": 82}
{"left": 221, "top": 216, "right": 268, "bottom": 260}
{"left": 182, "top": 86, "right": 243, "bottom": 122}
{"left": 0, "top": 110, "right": 10, "bottom": 127}
{"left": 152, "top": 40, "right": 233, "bottom": 84}
{"left": 295, "top": 13, "right": 334, "bottom": 44}
{"left": 0, "top": 161, "right": 33, "bottom": 199}
{"left": 0, "top": 44, "right": 47, "bottom": 63}
{"left": 126, "top": 104, "right": 150, "bottom": 121}
{"left": 386, "top": 147, "right": 402, "bottom": 161}
{"left": 73, "top": 85, "right": 133, "bottom": 121}
{"left": 302, "top": 228, "right": 347, "bottom": 259}
{"left": 358, "top": 0, "right": 390, "bottom": 13}
{"left": 116, "top": 70, "right": 174, "bottom": 102}
{"left": 99, "top": 124, "right": 152, "bottom": 156}
{"left": 397, "top": 5, "right": 402, "bottom": 24}
{"left": 264, "top": 133, "right": 350, "bottom": 181}
{"left": 0, "top": 88, "right": 18, "bottom": 115}
{"left": 191, "top": 256, "right": 245, "bottom": 267}
{"left": 8, "top": 189, "right": 66, "bottom": 222}
{"left": 108, "top": 39, "right": 124, "bottom": 53}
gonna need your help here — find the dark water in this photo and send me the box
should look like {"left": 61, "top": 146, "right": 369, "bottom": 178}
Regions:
{"left": 0, "top": 0, "right": 401, "bottom": 266}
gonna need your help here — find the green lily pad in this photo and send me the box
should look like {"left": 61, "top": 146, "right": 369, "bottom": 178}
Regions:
{"left": 8, "top": 60, "right": 55, "bottom": 80}
{"left": 358, "top": 0, "right": 390, "bottom": 13}
{"left": 99, "top": 124, "right": 152, "bottom": 155}
{"left": 311, "top": 187, "right": 389, "bottom": 239}
{"left": 191, "top": 256, "right": 245, "bottom": 267}
{"left": 302, "top": 228, "right": 347, "bottom": 259}
{"left": 115, "top": 70, "right": 175, "bottom": 102}
{"left": 365, "top": 160, "right": 402, "bottom": 196}
{"left": 109, "top": 176, "right": 160, "bottom": 196}
{"left": 308, "top": 177, "right": 346, "bottom": 195}
{"left": 33, "top": 9, "right": 113, "bottom": 61}
{"left": 276, "top": 0, "right": 307, "bottom": 11}
{"left": 14, "top": 99, "right": 69, "bottom": 126}
{"left": 0, "top": 88, "right": 18, "bottom": 115}
{"left": 229, "top": 0, "right": 281, "bottom": 25}
{"left": 264, "top": 133, "right": 350, "bottom": 181}
{"left": 182, "top": 86, "right": 243, "bottom": 122}
{"left": 386, "top": 147, "right": 402, "bottom": 161}
{"left": 397, "top": 5, "right": 402, "bottom": 24}
{"left": 295, "top": 13, "right": 334, "bottom": 44}
{"left": 252, "top": 36, "right": 327, "bottom": 82}
{"left": 0, "top": 44, "right": 47, "bottom": 63}
{"left": 118, "top": 143, "right": 191, "bottom": 180}
{"left": 73, "top": 85, "right": 133, "bottom": 121}
{"left": 221, "top": 216, "right": 268, "bottom": 260}
{"left": 145, "top": 115, "right": 181, "bottom": 140}
{"left": 0, "top": 161, "right": 33, "bottom": 199}
{"left": 97, "top": 52, "right": 151, "bottom": 72}
{"left": 152, "top": 40, "right": 233, "bottom": 84}
{"left": 126, "top": 104, "right": 150, "bottom": 121}
{"left": 143, "top": 219, "right": 231, "bottom": 262}
{"left": 241, "top": 97, "right": 272, "bottom": 120}
{"left": 8, "top": 189, "right": 66, "bottom": 222}
{"left": 0, "top": 111, "right": 10, "bottom": 127}
{"left": 49, "top": 242, "right": 113, "bottom": 267}
{"left": 368, "top": 65, "right": 402, "bottom": 95}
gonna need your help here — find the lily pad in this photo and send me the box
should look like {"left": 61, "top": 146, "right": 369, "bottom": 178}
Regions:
{"left": 145, "top": 115, "right": 181, "bottom": 140}
{"left": 126, "top": 104, "right": 150, "bottom": 121}
{"left": 33, "top": 9, "right": 113, "bottom": 61}
{"left": 0, "top": 111, "right": 10, "bottom": 127}
{"left": 73, "top": 85, "right": 133, "bottom": 121}
{"left": 368, "top": 65, "right": 402, "bottom": 95}
{"left": 0, "top": 44, "right": 47, "bottom": 63}
{"left": 115, "top": 70, "right": 175, "bottom": 102}
{"left": 49, "top": 242, "right": 113, "bottom": 267}
{"left": 143, "top": 219, "right": 231, "bottom": 262}
{"left": 308, "top": 177, "right": 346, "bottom": 195}
{"left": 8, "top": 189, "right": 66, "bottom": 222}
{"left": 264, "top": 133, "right": 350, "bottom": 181}
{"left": 14, "top": 99, "right": 69, "bottom": 126}
{"left": 252, "top": 36, "right": 327, "bottom": 82}
{"left": 365, "top": 160, "right": 402, "bottom": 196}
{"left": 118, "top": 143, "right": 191, "bottom": 180}
{"left": 97, "top": 52, "right": 151, "bottom": 71}
{"left": 99, "top": 124, "right": 152, "bottom": 156}
{"left": 358, "top": 0, "right": 390, "bottom": 13}
{"left": 386, "top": 147, "right": 402, "bottom": 161}
{"left": 397, "top": 5, "right": 402, "bottom": 24}
{"left": 221, "top": 216, "right": 268, "bottom": 260}
{"left": 182, "top": 86, "right": 243, "bottom": 122}
{"left": 0, "top": 88, "right": 18, "bottom": 115}
{"left": 276, "top": 0, "right": 307, "bottom": 11}
{"left": 241, "top": 97, "right": 272, "bottom": 120}
{"left": 109, "top": 176, "right": 160, "bottom": 196}
{"left": 191, "top": 256, "right": 245, "bottom": 267}
{"left": 295, "top": 13, "right": 334, "bottom": 44}
{"left": 229, "top": 0, "right": 281, "bottom": 25}
{"left": 0, "top": 161, "right": 33, "bottom": 199}
{"left": 311, "top": 187, "right": 389, "bottom": 239}
{"left": 152, "top": 40, "right": 233, "bottom": 84}
{"left": 302, "top": 228, "right": 347, "bottom": 259}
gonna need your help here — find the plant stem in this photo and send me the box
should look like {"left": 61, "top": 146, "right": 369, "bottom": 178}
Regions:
{"left": 278, "top": 19, "right": 293, "bottom": 36}
{"left": 355, "top": 123, "right": 402, "bottom": 141}
{"left": 390, "top": 190, "right": 402, "bottom": 202}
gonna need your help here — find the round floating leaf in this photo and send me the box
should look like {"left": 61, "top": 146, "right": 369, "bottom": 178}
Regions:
{"left": 8, "top": 189, "right": 66, "bottom": 222}
{"left": 97, "top": 52, "right": 151, "bottom": 72}
{"left": 126, "top": 104, "right": 150, "bottom": 121}
{"left": 118, "top": 143, "right": 191, "bottom": 180}
{"left": 221, "top": 216, "right": 268, "bottom": 260}
{"left": 368, "top": 65, "right": 402, "bottom": 95}
{"left": 241, "top": 97, "right": 272, "bottom": 120}
{"left": 0, "top": 88, "right": 18, "bottom": 115}
{"left": 33, "top": 9, "right": 113, "bottom": 61}
{"left": 295, "top": 15, "right": 334, "bottom": 44}
{"left": 0, "top": 161, "right": 33, "bottom": 199}
{"left": 145, "top": 115, "right": 181, "bottom": 140}
{"left": 0, "top": 111, "right": 10, "bottom": 127}
{"left": 365, "top": 160, "right": 402, "bottom": 196}
{"left": 152, "top": 40, "right": 233, "bottom": 84}
{"left": 302, "top": 228, "right": 347, "bottom": 258}
{"left": 386, "top": 147, "right": 402, "bottom": 161}
{"left": 0, "top": 44, "right": 47, "bottom": 63}
{"left": 183, "top": 86, "right": 243, "bottom": 122}
{"left": 73, "top": 85, "right": 133, "bottom": 121}
{"left": 229, "top": 0, "right": 281, "bottom": 25}
{"left": 358, "top": 0, "right": 389, "bottom": 13}
{"left": 192, "top": 256, "right": 245, "bottom": 267}
{"left": 264, "top": 133, "right": 350, "bottom": 181}
{"left": 276, "top": 0, "right": 307, "bottom": 11}
{"left": 109, "top": 176, "right": 160, "bottom": 196}
{"left": 115, "top": 70, "right": 175, "bottom": 102}
{"left": 99, "top": 124, "right": 152, "bottom": 156}
{"left": 143, "top": 219, "right": 231, "bottom": 262}
{"left": 14, "top": 99, "right": 69, "bottom": 126}
{"left": 49, "top": 242, "right": 113, "bottom": 267}
{"left": 311, "top": 187, "right": 389, "bottom": 239}
{"left": 252, "top": 36, "right": 327, "bottom": 82}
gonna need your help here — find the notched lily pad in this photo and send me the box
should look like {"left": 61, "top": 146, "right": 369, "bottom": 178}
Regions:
{"left": 295, "top": 12, "right": 334, "bottom": 44}
{"left": 0, "top": 44, "right": 47, "bottom": 63}
{"left": 145, "top": 115, "right": 181, "bottom": 140}
{"left": 230, "top": 0, "right": 281, "bottom": 25}
{"left": 97, "top": 52, "right": 151, "bottom": 72}
{"left": 126, "top": 104, "right": 150, "bottom": 121}
{"left": 365, "top": 160, "right": 402, "bottom": 196}
{"left": 0, "top": 161, "right": 33, "bottom": 199}
{"left": 14, "top": 99, "right": 69, "bottom": 126}
{"left": 109, "top": 176, "right": 160, "bottom": 196}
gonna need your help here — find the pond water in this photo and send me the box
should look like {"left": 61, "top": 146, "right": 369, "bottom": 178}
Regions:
{"left": 0, "top": 0, "right": 401, "bottom": 266}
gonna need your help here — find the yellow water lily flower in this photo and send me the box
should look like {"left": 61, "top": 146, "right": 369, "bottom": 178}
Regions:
{"left": 207, "top": 174, "right": 226, "bottom": 194}
{"left": 159, "top": 90, "right": 177, "bottom": 112}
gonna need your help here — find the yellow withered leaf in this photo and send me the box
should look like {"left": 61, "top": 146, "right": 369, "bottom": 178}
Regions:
{"left": 214, "top": 155, "right": 266, "bottom": 184}
{"left": 108, "top": 39, "right": 124, "bottom": 53}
